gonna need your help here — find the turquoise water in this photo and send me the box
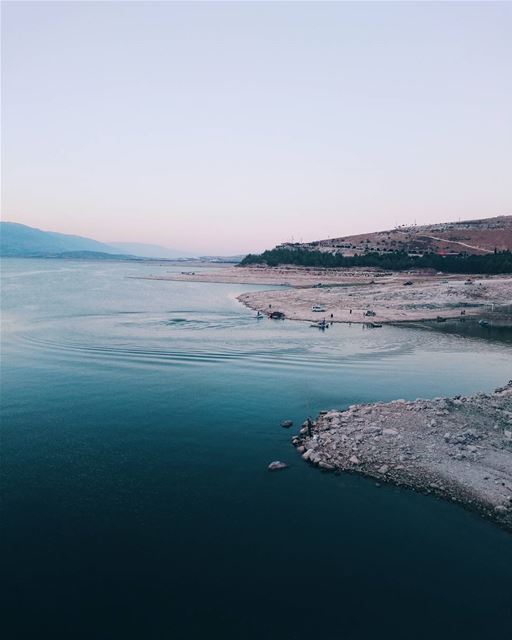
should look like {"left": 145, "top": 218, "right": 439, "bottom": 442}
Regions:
{"left": 2, "top": 259, "right": 512, "bottom": 639}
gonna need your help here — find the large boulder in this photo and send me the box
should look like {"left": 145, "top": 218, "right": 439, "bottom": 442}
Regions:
{"left": 268, "top": 461, "right": 289, "bottom": 471}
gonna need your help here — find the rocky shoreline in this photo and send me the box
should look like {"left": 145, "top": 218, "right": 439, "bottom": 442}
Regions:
{"left": 292, "top": 382, "right": 512, "bottom": 531}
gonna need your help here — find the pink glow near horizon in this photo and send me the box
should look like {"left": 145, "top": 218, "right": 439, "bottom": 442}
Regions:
{"left": 2, "top": 2, "right": 511, "bottom": 254}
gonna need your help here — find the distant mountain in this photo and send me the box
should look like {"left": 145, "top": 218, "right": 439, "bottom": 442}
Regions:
{"left": 199, "top": 254, "right": 246, "bottom": 263}
{"left": 0, "top": 221, "right": 240, "bottom": 262}
{"left": 0, "top": 222, "right": 124, "bottom": 257}
{"left": 108, "top": 242, "right": 193, "bottom": 259}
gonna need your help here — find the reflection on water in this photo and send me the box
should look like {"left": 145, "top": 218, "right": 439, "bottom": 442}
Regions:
{"left": 2, "top": 258, "right": 512, "bottom": 640}
{"left": 416, "top": 317, "right": 512, "bottom": 344}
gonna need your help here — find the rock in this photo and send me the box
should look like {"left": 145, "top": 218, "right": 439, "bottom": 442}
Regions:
{"left": 281, "top": 420, "right": 293, "bottom": 428}
{"left": 378, "top": 464, "right": 390, "bottom": 474}
{"left": 310, "top": 452, "right": 322, "bottom": 464}
{"left": 349, "top": 455, "right": 361, "bottom": 465}
{"left": 383, "top": 428, "right": 399, "bottom": 436}
{"left": 268, "top": 461, "right": 288, "bottom": 471}
{"left": 318, "top": 461, "right": 334, "bottom": 471}
{"left": 296, "top": 446, "right": 305, "bottom": 454}
{"left": 459, "top": 429, "right": 478, "bottom": 443}
{"left": 364, "top": 426, "right": 382, "bottom": 434}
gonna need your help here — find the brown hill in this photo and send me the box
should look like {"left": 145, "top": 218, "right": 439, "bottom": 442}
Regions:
{"left": 281, "top": 215, "right": 512, "bottom": 256}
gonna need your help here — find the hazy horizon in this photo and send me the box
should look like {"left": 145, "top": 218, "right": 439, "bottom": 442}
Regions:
{"left": 2, "top": 1, "right": 511, "bottom": 254}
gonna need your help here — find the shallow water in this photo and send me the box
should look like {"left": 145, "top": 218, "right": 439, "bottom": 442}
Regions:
{"left": 2, "top": 259, "right": 512, "bottom": 639}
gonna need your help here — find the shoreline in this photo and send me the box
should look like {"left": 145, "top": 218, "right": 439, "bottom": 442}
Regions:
{"left": 235, "top": 270, "right": 512, "bottom": 325}
{"left": 292, "top": 382, "right": 512, "bottom": 531}
{"left": 146, "top": 264, "right": 512, "bottom": 529}
{"left": 137, "top": 265, "right": 512, "bottom": 325}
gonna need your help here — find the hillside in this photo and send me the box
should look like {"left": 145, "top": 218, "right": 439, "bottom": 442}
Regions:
{"left": 281, "top": 215, "right": 512, "bottom": 257}
{"left": 241, "top": 215, "right": 512, "bottom": 273}
{"left": 0, "top": 222, "right": 124, "bottom": 257}
{"left": 0, "top": 222, "right": 195, "bottom": 260}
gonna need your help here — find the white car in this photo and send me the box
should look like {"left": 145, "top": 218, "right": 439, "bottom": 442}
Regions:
{"left": 311, "top": 305, "right": 326, "bottom": 312}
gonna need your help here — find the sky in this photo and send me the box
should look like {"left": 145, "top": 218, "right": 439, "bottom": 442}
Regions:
{"left": 2, "top": 1, "right": 511, "bottom": 255}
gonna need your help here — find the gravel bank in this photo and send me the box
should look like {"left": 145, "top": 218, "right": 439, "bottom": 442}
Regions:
{"left": 293, "top": 382, "right": 512, "bottom": 530}
{"left": 237, "top": 273, "right": 512, "bottom": 324}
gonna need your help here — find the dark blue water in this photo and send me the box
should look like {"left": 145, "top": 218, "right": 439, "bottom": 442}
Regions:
{"left": 2, "top": 259, "right": 512, "bottom": 640}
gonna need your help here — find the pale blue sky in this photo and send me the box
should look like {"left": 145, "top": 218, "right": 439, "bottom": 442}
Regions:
{"left": 2, "top": 1, "right": 511, "bottom": 254}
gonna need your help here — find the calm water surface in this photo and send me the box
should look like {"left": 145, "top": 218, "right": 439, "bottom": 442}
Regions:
{"left": 2, "top": 259, "right": 512, "bottom": 639}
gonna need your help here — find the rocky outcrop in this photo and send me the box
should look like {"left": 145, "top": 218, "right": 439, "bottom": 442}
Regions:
{"left": 268, "top": 461, "right": 289, "bottom": 471}
{"left": 292, "top": 382, "right": 512, "bottom": 530}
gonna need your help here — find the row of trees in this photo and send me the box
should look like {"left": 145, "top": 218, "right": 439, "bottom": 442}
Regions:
{"left": 240, "top": 248, "right": 512, "bottom": 274}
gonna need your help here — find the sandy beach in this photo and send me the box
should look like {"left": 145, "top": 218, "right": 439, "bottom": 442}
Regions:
{"left": 141, "top": 265, "right": 512, "bottom": 324}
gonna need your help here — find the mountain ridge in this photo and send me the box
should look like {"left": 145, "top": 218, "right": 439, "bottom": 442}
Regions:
{"left": 0, "top": 222, "right": 123, "bottom": 257}
{"left": 0, "top": 222, "right": 191, "bottom": 259}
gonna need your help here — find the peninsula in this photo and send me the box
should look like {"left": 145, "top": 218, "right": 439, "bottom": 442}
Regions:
{"left": 292, "top": 382, "right": 512, "bottom": 531}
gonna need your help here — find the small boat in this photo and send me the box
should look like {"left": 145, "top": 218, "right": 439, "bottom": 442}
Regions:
{"left": 478, "top": 319, "right": 490, "bottom": 326}
{"left": 436, "top": 316, "right": 447, "bottom": 323}
{"left": 256, "top": 311, "right": 264, "bottom": 319}
{"left": 365, "top": 322, "right": 382, "bottom": 328}
{"left": 310, "top": 319, "right": 329, "bottom": 329}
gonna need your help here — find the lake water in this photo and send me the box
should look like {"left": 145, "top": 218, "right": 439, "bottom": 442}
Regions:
{"left": 2, "top": 259, "right": 512, "bottom": 639}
